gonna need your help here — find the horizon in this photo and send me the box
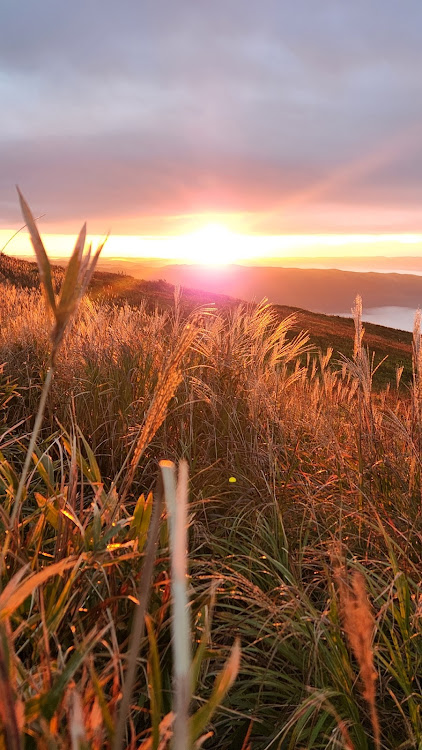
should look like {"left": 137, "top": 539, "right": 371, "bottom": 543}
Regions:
{"left": 2, "top": 227, "right": 422, "bottom": 266}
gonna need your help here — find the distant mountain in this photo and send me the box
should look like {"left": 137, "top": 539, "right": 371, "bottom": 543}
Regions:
{"left": 240, "top": 256, "right": 422, "bottom": 272}
{"left": 12, "top": 254, "right": 422, "bottom": 314}
{"left": 142, "top": 264, "right": 422, "bottom": 315}
{"left": 41, "top": 256, "right": 422, "bottom": 315}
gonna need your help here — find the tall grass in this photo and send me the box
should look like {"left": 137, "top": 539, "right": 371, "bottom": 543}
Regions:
{"left": 0, "top": 205, "right": 421, "bottom": 747}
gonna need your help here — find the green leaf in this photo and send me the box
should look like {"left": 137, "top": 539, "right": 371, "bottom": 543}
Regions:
{"left": 132, "top": 492, "right": 153, "bottom": 552}
{"left": 35, "top": 492, "right": 59, "bottom": 531}
{"left": 36, "top": 625, "right": 108, "bottom": 721}
{"left": 92, "top": 501, "right": 102, "bottom": 549}
{"left": 32, "top": 450, "right": 56, "bottom": 494}
{"left": 191, "top": 606, "right": 211, "bottom": 693}
{"left": 189, "top": 639, "right": 240, "bottom": 743}
{"left": 0, "top": 557, "right": 77, "bottom": 620}
{"left": 76, "top": 427, "right": 103, "bottom": 485}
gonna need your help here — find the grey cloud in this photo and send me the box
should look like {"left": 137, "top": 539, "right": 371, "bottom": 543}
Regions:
{"left": 1, "top": 0, "right": 422, "bottom": 232}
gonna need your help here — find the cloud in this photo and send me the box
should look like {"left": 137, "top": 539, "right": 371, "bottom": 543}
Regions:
{"left": 1, "top": 0, "right": 422, "bottom": 234}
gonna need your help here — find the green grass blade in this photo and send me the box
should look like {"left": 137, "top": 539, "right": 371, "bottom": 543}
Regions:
{"left": 189, "top": 639, "right": 240, "bottom": 743}
{"left": 0, "top": 557, "right": 77, "bottom": 620}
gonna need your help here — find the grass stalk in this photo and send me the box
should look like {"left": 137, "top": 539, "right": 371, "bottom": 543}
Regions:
{"left": 0, "top": 364, "right": 54, "bottom": 576}
{"left": 160, "top": 460, "right": 191, "bottom": 750}
{"left": 113, "top": 474, "right": 164, "bottom": 750}
{"left": 337, "top": 569, "right": 381, "bottom": 750}
{"left": 0, "top": 192, "right": 104, "bottom": 578}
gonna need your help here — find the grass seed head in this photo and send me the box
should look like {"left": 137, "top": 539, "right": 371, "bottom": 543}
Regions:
{"left": 338, "top": 570, "right": 380, "bottom": 750}
{"left": 17, "top": 188, "right": 105, "bottom": 360}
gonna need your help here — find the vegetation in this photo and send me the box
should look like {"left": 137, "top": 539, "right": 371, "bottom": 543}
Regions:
{"left": 0, "top": 251, "right": 412, "bottom": 391}
{"left": 0, "top": 201, "right": 421, "bottom": 748}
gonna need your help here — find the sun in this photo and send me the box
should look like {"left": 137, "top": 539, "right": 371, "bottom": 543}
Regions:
{"left": 184, "top": 223, "right": 241, "bottom": 265}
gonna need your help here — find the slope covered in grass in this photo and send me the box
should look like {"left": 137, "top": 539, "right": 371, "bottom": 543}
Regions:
{"left": 0, "top": 252, "right": 412, "bottom": 388}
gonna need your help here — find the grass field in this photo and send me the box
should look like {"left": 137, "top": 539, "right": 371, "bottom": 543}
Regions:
{"left": 0, "top": 209, "right": 421, "bottom": 749}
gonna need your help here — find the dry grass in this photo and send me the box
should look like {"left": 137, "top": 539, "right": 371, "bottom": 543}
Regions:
{"left": 0, "top": 205, "right": 421, "bottom": 747}
{"left": 334, "top": 560, "right": 380, "bottom": 750}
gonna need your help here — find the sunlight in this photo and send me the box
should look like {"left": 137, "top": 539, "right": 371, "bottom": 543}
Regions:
{"left": 183, "top": 223, "right": 243, "bottom": 265}
{"left": 4, "top": 226, "right": 422, "bottom": 265}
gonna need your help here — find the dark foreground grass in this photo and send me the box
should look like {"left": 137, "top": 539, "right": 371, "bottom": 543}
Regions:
{"left": 0, "top": 204, "right": 421, "bottom": 748}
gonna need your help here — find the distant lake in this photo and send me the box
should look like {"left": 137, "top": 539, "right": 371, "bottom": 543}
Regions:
{"left": 333, "top": 306, "right": 417, "bottom": 332}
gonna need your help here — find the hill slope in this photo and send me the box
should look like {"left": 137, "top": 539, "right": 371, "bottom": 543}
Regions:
{"left": 72, "top": 257, "right": 422, "bottom": 315}
{"left": 1, "top": 252, "right": 421, "bottom": 748}
{"left": 0, "top": 253, "right": 412, "bottom": 385}
{"left": 153, "top": 263, "right": 422, "bottom": 314}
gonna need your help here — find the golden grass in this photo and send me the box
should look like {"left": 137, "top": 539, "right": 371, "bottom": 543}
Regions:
{"left": 335, "top": 562, "right": 380, "bottom": 750}
{"left": 0, "top": 202, "right": 421, "bottom": 747}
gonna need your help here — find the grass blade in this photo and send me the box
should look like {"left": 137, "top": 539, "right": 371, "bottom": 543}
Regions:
{"left": 16, "top": 187, "right": 56, "bottom": 314}
{"left": 57, "top": 223, "right": 86, "bottom": 315}
{"left": 113, "top": 474, "right": 164, "bottom": 750}
{"left": 189, "top": 639, "right": 241, "bottom": 744}
{"left": 0, "top": 557, "right": 77, "bottom": 620}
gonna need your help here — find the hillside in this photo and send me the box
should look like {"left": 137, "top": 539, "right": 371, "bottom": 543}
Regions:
{"left": 153, "top": 263, "right": 422, "bottom": 314}
{"left": 54, "top": 256, "right": 422, "bottom": 315}
{"left": 21, "top": 254, "right": 422, "bottom": 315}
{"left": 0, "top": 252, "right": 412, "bottom": 386}
{"left": 276, "top": 304, "right": 412, "bottom": 386}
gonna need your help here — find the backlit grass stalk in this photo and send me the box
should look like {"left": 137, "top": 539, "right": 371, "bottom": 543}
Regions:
{"left": 337, "top": 568, "right": 380, "bottom": 750}
{"left": 346, "top": 295, "right": 387, "bottom": 516}
{"left": 160, "top": 459, "right": 191, "bottom": 750}
{"left": 352, "top": 295, "right": 375, "bottom": 436}
{"left": 1, "top": 190, "right": 104, "bottom": 573}
{"left": 116, "top": 322, "right": 199, "bottom": 511}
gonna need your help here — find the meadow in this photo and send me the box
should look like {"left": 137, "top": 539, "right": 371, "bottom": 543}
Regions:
{"left": 0, "top": 203, "right": 421, "bottom": 749}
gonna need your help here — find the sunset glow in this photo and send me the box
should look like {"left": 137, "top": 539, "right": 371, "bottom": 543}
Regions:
{"left": 183, "top": 223, "right": 248, "bottom": 265}
{"left": 2, "top": 3, "right": 422, "bottom": 247}
{"left": 2, "top": 228, "right": 422, "bottom": 265}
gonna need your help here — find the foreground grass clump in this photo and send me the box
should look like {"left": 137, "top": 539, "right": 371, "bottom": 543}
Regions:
{"left": 0, "top": 200, "right": 422, "bottom": 747}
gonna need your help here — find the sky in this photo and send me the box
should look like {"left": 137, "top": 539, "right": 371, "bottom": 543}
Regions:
{"left": 1, "top": 1, "right": 422, "bottom": 260}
